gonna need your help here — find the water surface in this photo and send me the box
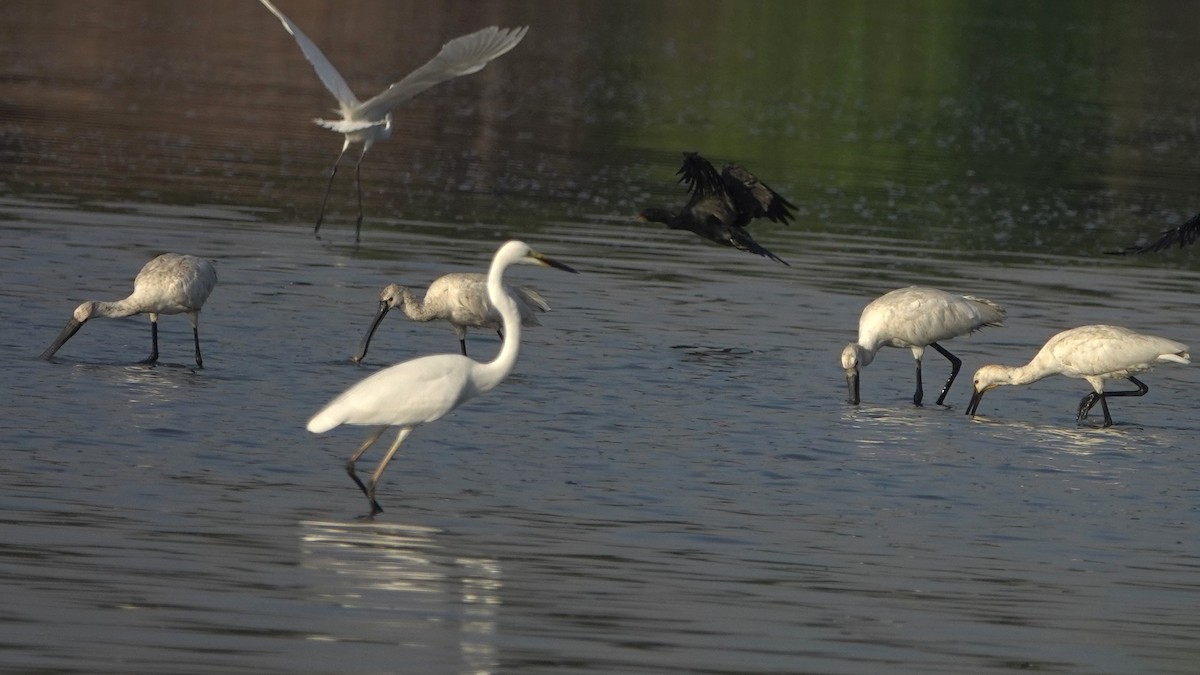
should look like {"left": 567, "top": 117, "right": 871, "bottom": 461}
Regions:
{"left": 2, "top": 1, "right": 1199, "bottom": 673}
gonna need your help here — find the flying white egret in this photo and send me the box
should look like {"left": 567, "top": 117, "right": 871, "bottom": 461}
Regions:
{"left": 353, "top": 275, "right": 550, "bottom": 362}
{"left": 841, "top": 286, "right": 1005, "bottom": 406}
{"left": 638, "top": 152, "right": 795, "bottom": 265}
{"left": 308, "top": 241, "right": 577, "bottom": 515}
{"left": 40, "top": 253, "right": 218, "bottom": 368}
{"left": 966, "top": 324, "right": 1190, "bottom": 427}
{"left": 258, "top": 0, "right": 528, "bottom": 241}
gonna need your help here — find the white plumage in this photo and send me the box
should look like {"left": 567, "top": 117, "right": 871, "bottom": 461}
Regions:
{"left": 352, "top": 274, "right": 550, "bottom": 362}
{"left": 308, "top": 241, "right": 577, "bottom": 515}
{"left": 40, "top": 253, "right": 218, "bottom": 368}
{"left": 967, "top": 324, "right": 1190, "bottom": 426}
{"left": 258, "top": 0, "right": 528, "bottom": 240}
{"left": 841, "top": 286, "right": 1006, "bottom": 406}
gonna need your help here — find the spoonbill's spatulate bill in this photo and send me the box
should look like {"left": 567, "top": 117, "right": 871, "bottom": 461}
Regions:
{"left": 353, "top": 274, "right": 550, "bottom": 363}
{"left": 258, "top": 0, "right": 528, "bottom": 241}
{"left": 841, "top": 286, "right": 1006, "bottom": 406}
{"left": 308, "top": 241, "right": 577, "bottom": 516}
{"left": 639, "top": 152, "right": 795, "bottom": 265}
{"left": 40, "top": 253, "right": 218, "bottom": 368}
{"left": 966, "top": 324, "right": 1190, "bottom": 427}
{"left": 1115, "top": 211, "right": 1200, "bottom": 254}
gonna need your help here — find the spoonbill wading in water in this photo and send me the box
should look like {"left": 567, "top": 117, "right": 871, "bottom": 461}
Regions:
{"left": 308, "top": 241, "right": 577, "bottom": 515}
{"left": 966, "top": 324, "right": 1190, "bottom": 427}
{"left": 639, "top": 152, "right": 795, "bottom": 265}
{"left": 40, "top": 253, "right": 218, "bottom": 368}
{"left": 841, "top": 286, "right": 1005, "bottom": 406}
{"left": 258, "top": 0, "right": 528, "bottom": 241}
{"left": 353, "top": 275, "right": 550, "bottom": 363}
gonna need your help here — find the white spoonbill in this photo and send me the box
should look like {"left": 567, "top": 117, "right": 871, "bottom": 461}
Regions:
{"left": 308, "top": 241, "right": 577, "bottom": 515}
{"left": 258, "top": 0, "right": 528, "bottom": 241}
{"left": 966, "top": 324, "right": 1190, "bottom": 427}
{"left": 353, "top": 275, "right": 550, "bottom": 362}
{"left": 841, "top": 286, "right": 1005, "bottom": 406}
{"left": 40, "top": 253, "right": 218, "bottom": 368}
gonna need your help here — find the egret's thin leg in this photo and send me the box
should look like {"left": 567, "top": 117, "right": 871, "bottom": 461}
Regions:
{"left": 930, "top": 342, "right": 962, "bottom": 406}
{"left": 459, "top": 339, "right": 468, "bottom": 356}
{"left": 353, "top": 145, "right": 370, "bottom": 243}
{"left": 345, "top": 425, "right": 388, "bottom": 501}
{"left": 365, "top": 427, "right": 414, "bottom": 515}
{"left": 912, "top": 356, "right": 924, "bottom": 406}
{"left": 315, "top": 143, "right": 351, "bottom": 238}
{"left": 140, "top": 316, "right": 160, "bottom": 365}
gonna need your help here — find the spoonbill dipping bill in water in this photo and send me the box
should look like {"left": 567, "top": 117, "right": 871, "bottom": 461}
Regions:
{"left": 353, "top": 275, "right": 550, "bottom": 363}
{"left": 639, "top": 152, "right": 795, "bottom": 265}
{"left": 966, "top": 324, "right": 1190, "bottom": 427}
{"left": 258, "top": 0, "right": 528, "bottom": 241}
{"left": 40, "top": 253, "right": 218, "bottom": 368}
{"left": 307, "top": 241, "right": 577, "bottom": 515}
{"left": 841, "top": 286, "right": 1006, "bottom": 406}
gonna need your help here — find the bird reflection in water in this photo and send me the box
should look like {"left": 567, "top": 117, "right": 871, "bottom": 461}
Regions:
{"left": 300, "top": 520, "right": 500, "bottom": 673}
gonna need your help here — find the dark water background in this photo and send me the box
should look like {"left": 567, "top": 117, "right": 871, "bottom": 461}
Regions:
{"left": 2, "top": 1, "right": 1199, "bottom": 673}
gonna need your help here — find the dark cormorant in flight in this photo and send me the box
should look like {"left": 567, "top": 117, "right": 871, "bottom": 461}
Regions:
{"left": 639, "top": 152, "right": 795, "bottom": 265}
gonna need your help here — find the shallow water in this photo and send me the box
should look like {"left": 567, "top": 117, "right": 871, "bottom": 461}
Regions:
{"left": 3, "top": 1, "right": 1200, "bottom": 673}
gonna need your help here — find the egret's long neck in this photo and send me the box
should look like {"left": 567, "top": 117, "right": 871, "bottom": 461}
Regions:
{"left": 475, "top": 261, "right": 523, "bottom": 393}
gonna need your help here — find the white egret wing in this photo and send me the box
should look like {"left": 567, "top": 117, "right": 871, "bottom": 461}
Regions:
{"left": 357, "top": 26, "right": 528, "bottom": 121}
{"left": 260, "top": 0, "right": 361, "bottom": 110}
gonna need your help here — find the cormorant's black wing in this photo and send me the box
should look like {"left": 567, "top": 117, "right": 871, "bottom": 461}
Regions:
{"left": 1115, "top": 212, "right": 1200, "bottom": 254}
{"left": 721, "top": 163, "right": 795, "bottom": 226}
{"left": 677, "top": 152, "right": 725, "bottom": 199}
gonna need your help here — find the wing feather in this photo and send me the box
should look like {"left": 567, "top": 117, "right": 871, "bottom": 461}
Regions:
{"left": 357, "top": 26, "right": 528, "bottom": 120}
{"left": 259, "top": 0, "right": 361, "bottom": 110}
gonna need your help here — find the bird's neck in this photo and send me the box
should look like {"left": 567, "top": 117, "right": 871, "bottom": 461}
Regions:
{"left": 851, "top": 342, "right": 878, "bottom": 368}
{"left": 1000, "top": 362, "right": 1053, "bottom": 387}
{"left": 641, "top": 208, "right": 676, "bottom": 226}
{"left": 88, "top": 299, "right": 140, "bottom": 320}
{"left": 474, "top": 266, "right": 523, "bottom": 392}
{"left": 398, "top": 289, "right": 437, "bottom": 322}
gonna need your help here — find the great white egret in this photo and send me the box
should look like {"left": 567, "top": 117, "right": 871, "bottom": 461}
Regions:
{"left": 841, "top": 286, "right": 1005, "bottom": 406}
{"left": 40, "top": 253, "right": 218, "bottom": 368}
{"left": 258, "top": 0, "right": 528, "bottom": 241}
{"left": 966, "top": 324, "right": 1190, "bottom": 427}
{"left": 307, "top": 240, "right": 577, "bottom": 515}
{"left": 639, "top": 152, "right": 795, "bottom": 265}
